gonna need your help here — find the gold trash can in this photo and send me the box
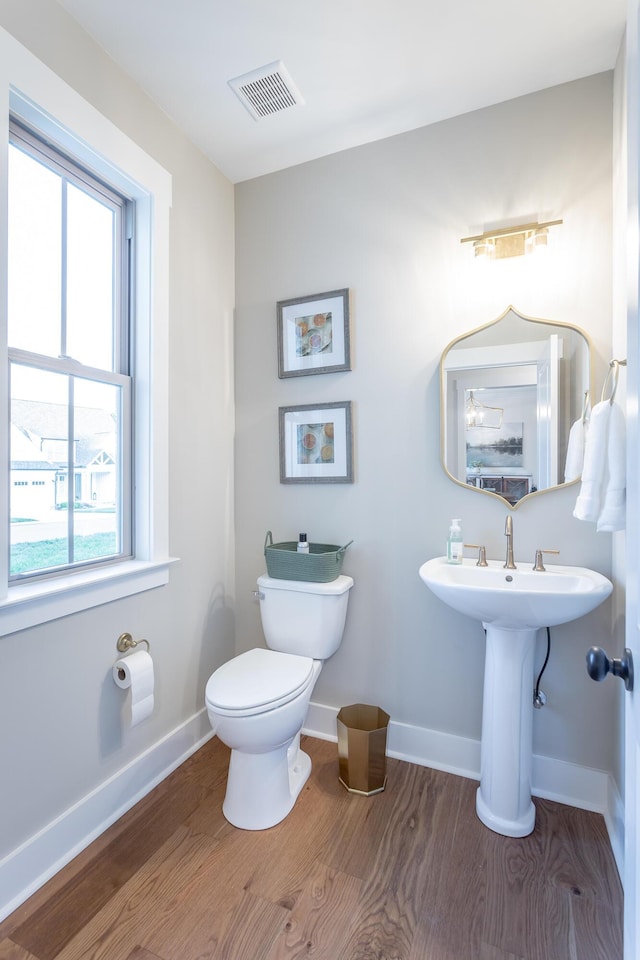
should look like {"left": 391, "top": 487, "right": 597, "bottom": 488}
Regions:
{"left": 337, "top": 703, "right": 390, "bottom": 795}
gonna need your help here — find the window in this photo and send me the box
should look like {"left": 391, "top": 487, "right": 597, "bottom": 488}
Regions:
{"left": 0, "top": 40, "right": 173, "bottom": 636}
{"left": 8, "top": 121, "right": 132, "bottom": 581}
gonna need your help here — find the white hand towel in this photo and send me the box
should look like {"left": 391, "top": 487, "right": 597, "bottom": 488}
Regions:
{"left": 564, "top": 417, "right": 588, "bottom": 482}
{"left": 597, "top": 401, "right": 626, "bottom": 532}
{"left": 573, "top": 400, "right": 611, "bottom": 522}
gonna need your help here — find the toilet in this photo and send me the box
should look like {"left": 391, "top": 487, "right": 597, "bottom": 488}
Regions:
{"left": 205, "top": 572, "right": 354, "bottom": 830}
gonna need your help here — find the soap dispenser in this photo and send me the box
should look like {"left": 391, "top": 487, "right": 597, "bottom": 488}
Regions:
{"left": 297, "top": 533, "right": 310, "bottom": 554}
{"left": 447, "top": 519, "right": 463, "bottom": 565}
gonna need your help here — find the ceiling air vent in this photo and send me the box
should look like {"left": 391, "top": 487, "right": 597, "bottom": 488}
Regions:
{"left": 228, "top": 61, "right": 305, "bottom": 121}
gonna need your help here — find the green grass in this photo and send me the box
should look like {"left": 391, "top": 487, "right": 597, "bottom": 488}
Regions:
{"left": 55, "top": 502, "right": 115, "bottom": 512}
{"left": 10, "top": 532, "right": 118, "bottom": 575}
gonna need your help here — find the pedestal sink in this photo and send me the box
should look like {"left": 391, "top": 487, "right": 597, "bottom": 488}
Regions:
{"left": 419, "top": 557, "right": 612, "bottom": 837}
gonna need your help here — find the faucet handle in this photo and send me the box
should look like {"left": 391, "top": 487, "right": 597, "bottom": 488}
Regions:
{"left": 464, "top": 543, "right": 488, "bottom": 567}
{"left": 533, "top": 549, "right": 560, "bottom": 572}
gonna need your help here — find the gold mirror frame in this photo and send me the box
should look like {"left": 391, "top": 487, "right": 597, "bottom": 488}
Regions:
{"left": 440, "top": 305, "right": 593, "bottom": 509}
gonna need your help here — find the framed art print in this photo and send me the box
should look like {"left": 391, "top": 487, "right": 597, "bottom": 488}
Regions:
{"left": 279, "top": 401, "right": 353, "bottom": 483}
{"left": 277, "top": 289, "right": 351, "bottom": 378}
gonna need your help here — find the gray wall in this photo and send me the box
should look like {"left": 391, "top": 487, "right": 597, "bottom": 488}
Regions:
{"left": 235, "top": 73, "right": 616, "bottom": 772}
{"left": 0, "top": 1, "right": 235, "bottom": 861}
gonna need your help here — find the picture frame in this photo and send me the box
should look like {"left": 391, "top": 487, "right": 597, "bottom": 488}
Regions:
{"left": 277, "top": 288, "right": 351, "bottom": 378}
{"left": 279, "top": 401, "right": 353, "bottom": 483}
{"left": 466, "top": 422, "right": 524, "bottom": 469}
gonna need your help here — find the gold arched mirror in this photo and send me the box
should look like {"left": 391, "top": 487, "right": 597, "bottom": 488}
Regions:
{"left": 441, "top": 306, "right": 592, "bottom": 508}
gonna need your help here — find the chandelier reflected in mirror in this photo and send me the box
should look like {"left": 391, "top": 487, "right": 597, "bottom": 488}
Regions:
{"left": 465, "top": 390, "right": 503, "bottom": 429}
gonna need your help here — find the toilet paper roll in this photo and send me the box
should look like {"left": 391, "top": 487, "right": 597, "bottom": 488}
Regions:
{"left": 113, "top": 650, "right": 154, "bottom": 727}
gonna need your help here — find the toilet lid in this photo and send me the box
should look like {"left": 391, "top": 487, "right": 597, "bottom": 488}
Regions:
{"left": 205, "top": 648, "right": 315, "bottom": 714}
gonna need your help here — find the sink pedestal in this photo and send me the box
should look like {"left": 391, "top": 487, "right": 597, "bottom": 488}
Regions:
{"left": 476, "top": 624, "right": 537, "bottom": 837}
{"left": 418, "top": 556, "right": 613, "bottom": 839}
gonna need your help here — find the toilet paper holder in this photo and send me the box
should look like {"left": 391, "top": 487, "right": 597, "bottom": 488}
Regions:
{"left": 116, "top": 632, "right": 151, "bottom": 654}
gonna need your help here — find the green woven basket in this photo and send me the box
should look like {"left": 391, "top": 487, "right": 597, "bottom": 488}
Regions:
{"left": 264, "top": 530, "right": 353, "bottom": 582}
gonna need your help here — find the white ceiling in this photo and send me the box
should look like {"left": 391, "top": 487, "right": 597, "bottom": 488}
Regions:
{"left": 56, "top": 0, "right": 626, "bottom": 184}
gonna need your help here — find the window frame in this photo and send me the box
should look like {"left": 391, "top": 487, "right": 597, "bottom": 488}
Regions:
{"left": 0, "top": 32, "right": 175, "bottom": 636}
{"left": 8, "top": 120, "right": 134, "bottom": 581}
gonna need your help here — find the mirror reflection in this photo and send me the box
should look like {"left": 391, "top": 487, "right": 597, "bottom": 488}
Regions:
{"left": 441, "top": 306, "right": 591, "bottom": 508}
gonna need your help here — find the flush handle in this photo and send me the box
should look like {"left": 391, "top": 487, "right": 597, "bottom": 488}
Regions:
{"left": 586, "top": 646, "right": 634, "bottom": 692}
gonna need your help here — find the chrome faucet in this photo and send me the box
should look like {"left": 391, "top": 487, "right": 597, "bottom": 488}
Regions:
{"left": 504, "top": 515, "right": 516, "bottom": 569}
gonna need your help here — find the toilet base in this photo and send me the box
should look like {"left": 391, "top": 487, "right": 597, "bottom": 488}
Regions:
{"left": 222, "top": 736, "right": 312, "bottom": 830}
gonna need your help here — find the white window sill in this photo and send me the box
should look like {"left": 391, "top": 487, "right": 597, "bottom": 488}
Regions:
{"left": 0, "top": 558, "right": 179, "bottom": 637}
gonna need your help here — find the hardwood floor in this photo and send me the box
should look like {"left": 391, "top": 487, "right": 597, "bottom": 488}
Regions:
{"left": 0, "top": 736, "right": 623, "bottom": 959}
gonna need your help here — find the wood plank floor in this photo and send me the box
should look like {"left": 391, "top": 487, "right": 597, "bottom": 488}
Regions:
{"left": 0, "top": 736, "right": 623, "bottom": 960}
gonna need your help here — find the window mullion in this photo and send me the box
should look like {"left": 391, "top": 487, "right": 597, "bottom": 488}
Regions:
{"left": 8, "top": 348, "right": 129, "bottom": 387}
{"left": 60, "top": 178, "right": 68, "bottom": 358}
{"left": 67, "top": 375, "right": 74, "bottom": 564}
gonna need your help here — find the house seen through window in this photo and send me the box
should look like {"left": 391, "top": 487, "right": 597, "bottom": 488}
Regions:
{"left": 8, "top": 120, "right": 133, "bottom": 580}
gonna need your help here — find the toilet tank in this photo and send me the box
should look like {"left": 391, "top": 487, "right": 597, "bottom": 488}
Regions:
{"left": 256, "top": 573, "right": 354, "bottom": 659}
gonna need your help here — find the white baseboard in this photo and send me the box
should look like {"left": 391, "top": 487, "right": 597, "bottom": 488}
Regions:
{"left": 0, "top": 709, "right": 214, "bottom": 923}
{"left": 604, "top": 774, "right": 625, "bottom": 881}
{"left": 304, "top": 700, "right": 624, "bottom": 877}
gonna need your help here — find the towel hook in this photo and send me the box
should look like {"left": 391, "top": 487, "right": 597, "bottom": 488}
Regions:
{"left": 601, "top": 359, "right": 627, "bottom": 405}
{"left": 116, "top": 632, "right": 150, "bottom": 653}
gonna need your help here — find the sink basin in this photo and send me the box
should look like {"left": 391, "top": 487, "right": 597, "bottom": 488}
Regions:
{"left": 419, "top": 555, "right": 612, "bottom": 838}
{"left": 419, "top": 557, "right": 612, "bottom": 630}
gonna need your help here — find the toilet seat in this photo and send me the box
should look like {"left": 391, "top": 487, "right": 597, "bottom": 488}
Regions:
{"left": 205, "top": 648, "right": 315, "bottom": 717}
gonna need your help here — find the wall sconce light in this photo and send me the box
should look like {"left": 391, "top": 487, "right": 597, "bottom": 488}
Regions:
{"left": 465, "top": 391, "right": 503, "bottom": 429}
{"left": 461, "top": 219, "right": 562, "bottom": 260}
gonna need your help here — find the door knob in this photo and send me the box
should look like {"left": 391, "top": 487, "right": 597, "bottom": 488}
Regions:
{"left": 586, "top": 646, "right": 634, "bottom": 692}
